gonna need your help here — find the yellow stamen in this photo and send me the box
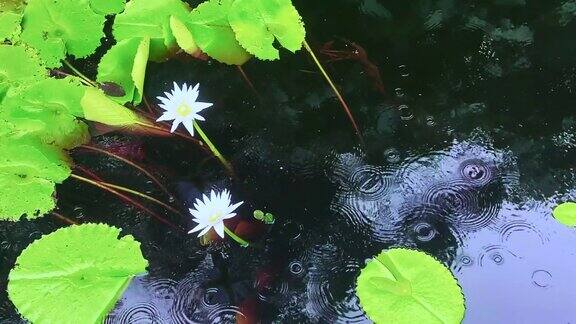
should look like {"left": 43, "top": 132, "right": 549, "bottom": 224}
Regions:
{"left": 176, "top": 102, "right": 192, "bottom": 117}
{"left": 208, "top": 211, "right": 222, "bottom": 223}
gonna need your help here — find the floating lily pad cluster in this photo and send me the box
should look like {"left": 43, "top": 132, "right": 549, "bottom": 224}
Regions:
{"left": 0, "top": 0, "right": 306, "bottom": 220}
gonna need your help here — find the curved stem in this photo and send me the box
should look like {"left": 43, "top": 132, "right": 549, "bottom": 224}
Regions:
{"left": 303, "top": 40, "right": 363, "bottom": 144}
{"left": 224, "top": 226, "right": 249, "bottom": 247}
{"left": 99, "top": 181, "right": 182, "bottom": 216}
{"left": 62, "top": 60, "right": 97, "bottom": 87}
{"left": 193, "top": 122, "right": 234, "bottom": 176}
{"left": 79, "top": 144, "right": 172, "bottom": 198}
{"left": 69, "top": 174, "right": 183, "bottom": 232}
{"left": 51, "top": 212, "right": 78, "bottom": 225}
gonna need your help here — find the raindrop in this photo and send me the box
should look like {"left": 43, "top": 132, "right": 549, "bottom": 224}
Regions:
{"left": 398, "top": 64, "right": 410, "bottom": 77}
{"left": 289, "top": 261, "right": 304, "bottom": 276}
{"left": 0, "top": 241, "right": 10, "bottom": 250}
{"left": 383, "top": 148, "right": 401, "bottom": 163}
{"left": 413, "top": 222, "right": 437, "bottom": 242}
{"left": 532, "top": 270, "right": 552, "bottom": 288}
{"left": 425, "top": 116, "right": 436, "bottom": 127}
{"left": 460, "top": 255, "right": 473, "bottom": 266}
{"left": 394, "top": 87, "right": 405, "bottom": 98}
{"left": 491, "top": 253, "right": 504, "bottom": 265}
{"left": 398, "top": 105, "right": 413, "bottom": 121}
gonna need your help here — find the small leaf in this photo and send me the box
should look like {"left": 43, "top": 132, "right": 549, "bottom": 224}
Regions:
{"left": 553, "top": 202, "right": 576, "bottom": 227}
{"left": 356, "top": 248, "right": 465, "bottom": 324}
{"left": 20, "top": 0, "right": 106, "bottom": 67}
{"left": 263, "top": 212, "right": 275, "bottom": 224}
{"left": 8, "top": 223, "right": 149, "bottom": 323}
{"left": 89, "top": 0, "right": 126, "bottom": 15}
{"left": 81, "top": 87, "right": 142, "bottom": 126}
{"left": 112, "top": 0, "right": 190, "bottom": 61}
{"left": 99, "top": 82, "right": 126, "bottom": 97}
{"left": 97, "top": 37, "right": 150, "bottom": 104}
{"left": 186, "top": 0, "right": 251, "bottom": 65}
{"left": 228, "top": 0, "right": 305, "bottom": 60}
{"left": 170, "top": 15, "right": 198, "bottom": 55}
{"left": 253, "top": 209, "right": 264, "bottom": 220}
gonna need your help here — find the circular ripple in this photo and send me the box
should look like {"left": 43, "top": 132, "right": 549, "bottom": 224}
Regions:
{"left": 422, "top": 180, "right": 501, "bottom": 231}
{"left": 350, "top": 166, "right": 393, "bottom": 200}
{"left": 458, "top": 159, "right": 496, "bottom": 187}
{"left": 170, "top": 268, "right": 240, "bottom": 323}
{"left": 288, "top": 245, "right": 367, "bottom": 323}
{"left": 532, "top": 270, "right": 552, "bottom": 288}
{"left": 109, "top": 303, "right": 162, "bottom": 324}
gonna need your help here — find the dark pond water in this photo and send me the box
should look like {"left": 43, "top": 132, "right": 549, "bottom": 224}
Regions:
{"left": 2, "top": 0, "right": 576, "bottom": 323}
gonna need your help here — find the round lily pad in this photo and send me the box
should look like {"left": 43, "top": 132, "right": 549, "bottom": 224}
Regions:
{"left": 8, "top": 223, "right": 149, "bottom": 323}
{"left": 553, "top": 202, "right": 576, "bottom": 227}
{"left": 356, "top": 248, "right": 465, "bottom": 323}
{"left": 228, "top": 0, "right": 305, "bottom": 60}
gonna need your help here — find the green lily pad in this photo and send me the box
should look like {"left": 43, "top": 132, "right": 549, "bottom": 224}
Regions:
{"left": 21, "top": 0, "right": 106, "bottom": 67}
{"left": 0, "top": 12, "right": 22, "bottom": 42}
{"left": 0, "top": 45, "right": 47, "bottom": 99}
{"left": 228, "top": 0, "right": 305, "bottom": 60}
{"left": 553, "top": 202, "right": 576, "bottom": 227}
{"left": 97, "top": 37, "right": 150, "bottom": 104}
{"left": 0, "top": 173, "right": 56, "bottom": 220}
{"left": 356, "top": 248, "right": 465, "bottom": 324}
{"left": 8, "top": 223, "right": 149, "bottom": 323}
{"left": 185, "top": 0, "right": 251, "bottom": 65}
{"left": 89, "top": 0, "right": 126, "bottom": 15}
{"left": 112, "top": 0, "right": 189, "bottom": 61}
{"left": 0, "top": 78, "right": 89, "bottom": 149}
{"left": 0, "top": 137, "right": 71, "bottom": 220}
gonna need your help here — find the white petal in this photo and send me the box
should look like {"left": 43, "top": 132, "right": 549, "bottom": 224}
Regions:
{"left": 228, "top": 201, "right": 244, "bottom": 213}
{"left": 197, "top": 225, "right": 212, "bottom": 237}
{"left": 181, "top": 120, "right": 194, "bottom": 137}
{"left": 193, "top": 114, "right": 206, "bottom": 121}
{"left": 214, "top": 222, "right": 225, "bottom": 238}
{"left": 188, "top": 222, "right": 207, "bottom": 234}
{"left": 156, "top": 111, "right": 175, "bottom": 122}
{"left": 192, "top": 102, "right": 213, "bottom": 113}
{"left": 222, "top": 212, "right": 236, "bottom": 220}
{"left": 170, "top": 120, "right": 181, "bottom": 133}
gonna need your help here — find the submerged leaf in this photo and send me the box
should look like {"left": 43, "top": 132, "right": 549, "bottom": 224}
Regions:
{"left": 81, "top": 87, "right": 142, "bottom": 126}
{"left": 112, "top": 0, "right": 189, "bottom": 61}
{"left": 21, "top": 0, "right": 106, "bottom": 67}
{"left": 228, "top": 0, "right": 305, "bottom": 60}
{"left": 185, "top": 0, "right": 251, "bottom": 65}
{"left": 553, "top": 202, "right": 576, "bottom": 227}
{"left": 97, "top": 37, "right": 150, "bottom": 104}
{"left": 8, "top": 223, "right": 148, "bottom": 323}
{"left": 89, "top": 0, "right": 126, "bottom": 15}
{"left": 99, "top": 82, "right": 126, "bottom": 97}
{"left": 356, "top": 248, "right": 465, "bottom": 324}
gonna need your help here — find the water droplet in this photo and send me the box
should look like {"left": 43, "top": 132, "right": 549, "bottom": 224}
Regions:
{"left": 425, "top": 116, "right": 436, "bottom": 127}
{"left": 289, "top": 261, "right": 304, "bottom": 276}
{"left": 460, "top": 255, "right": 473, "bottom": 266}
{"left": 398, "top": 64, "right": 410, "bottom": 77}
{"left": 413, "top": 222, "right": 437, "bottom": 242}
{"left": 394, "top": 87, "right": 405, "bottom": 98}
{"left": 383, "top": 148, "right": 401, "bottom": 163}
{"left": 491, "top": 253, "right": 504, "bottom": 265}
{"left": 398, "top": 105, "right": 413, "bottom": 121}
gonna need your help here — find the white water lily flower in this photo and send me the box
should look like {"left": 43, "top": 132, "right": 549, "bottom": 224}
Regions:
{"left": 188, "top": 189, "right": 244, "bottom": 238}
{"left": 156, "top": 82, "right": 213, "bottom": 136}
